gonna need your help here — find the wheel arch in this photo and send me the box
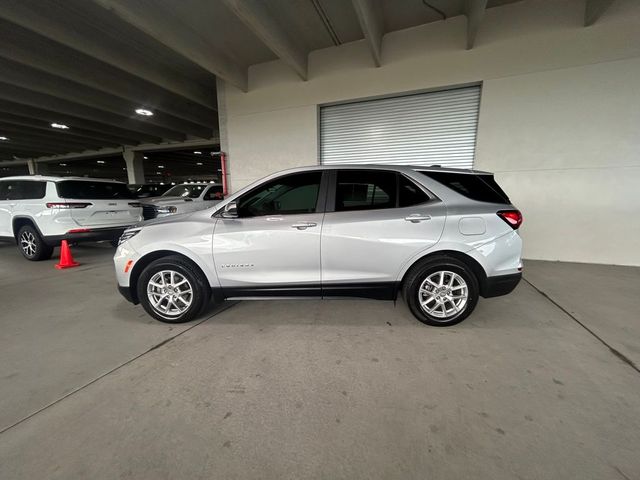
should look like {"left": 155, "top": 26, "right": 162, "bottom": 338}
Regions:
{"left": 128, "top": 250, "right": 211, "bottom": 304}
{"left": 11, "top": 216, "right": 42, "bottom": 241}
{"left": 398, "top": 250, "right": 489, "bottom": 298}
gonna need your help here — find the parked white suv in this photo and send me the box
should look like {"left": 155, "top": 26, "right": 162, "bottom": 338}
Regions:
{"left": 115, "top": 165, "right": 523, "bottom": 327}
{"left": 140, "top": 182, "right": 223, "bottom": 220}
{"left": 0, "top": 176, "right": 142, "bottom": 260}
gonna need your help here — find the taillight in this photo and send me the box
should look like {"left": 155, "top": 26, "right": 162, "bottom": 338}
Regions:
{"left": 46, "top": 202, "right": 92, "bottom": 209}
{"left": 497, "top": 210, "right": 523, "bottom": 229}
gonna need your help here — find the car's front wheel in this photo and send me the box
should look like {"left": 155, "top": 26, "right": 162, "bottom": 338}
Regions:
{"left": 17, "top": 225, "right": 54, "bottom": 261}
{"left": 403, "top": 256, "right": 479, "bottom": 327}
{"left": 137, "top": 255, "right": 211, "bottom": 323}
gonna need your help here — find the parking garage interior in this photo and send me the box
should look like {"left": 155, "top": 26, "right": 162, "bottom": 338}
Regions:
{"left": 1, "top": 1, "right": 639, "bottom": 479}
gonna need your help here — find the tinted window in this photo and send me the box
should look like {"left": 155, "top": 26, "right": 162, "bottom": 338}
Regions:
{"left": 163, "top": 184, "right": 207, "bottom": 198}
{"left": 203, "top": 185, "right": 224, "bottom": 201}
{"left": 335, "top": 170, "right": 396, "bottom": 211}
{"left": 399, "top": 175, "right": 429, "bottom": 207}
{"left": 238, "top": 172, "right": 321, "bottom": 217}
{"left": 420, "top": 171, "right": 510, "bottom": 204}
{"left": 0, "top": 180, "right": 46, "bottom": 200}
{"left": 0, "top": 181, "right": 13, "bottom": 200}
{"left": 56, "top": 181, "right": 135, "bottom": 200}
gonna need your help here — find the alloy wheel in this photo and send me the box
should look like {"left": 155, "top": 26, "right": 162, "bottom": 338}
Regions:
{"left": 147, "top": 270, "right": 193, "bottom": 318}
{"left": 418, "top": 270, "right": 468, "bottom": 320}
{"left": 20, "top": 231, "right": 37, "bottom": 257}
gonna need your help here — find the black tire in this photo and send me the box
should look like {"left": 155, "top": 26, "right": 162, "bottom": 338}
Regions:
{"left": 17, "top": 225, "right": 54, "bottom": 261}
{"left": 403, "top": 256, "right": 479, "bottom": 327}
{"left": 137, "top": 255, "right": 211, "bottom": 323}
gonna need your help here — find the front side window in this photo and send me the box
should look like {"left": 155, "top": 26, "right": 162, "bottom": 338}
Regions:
{"left": 237, "top": 171, "right": 322, "bottom": 217}
{"left": 56, "top": 181, "right": 135, "bottom": 200}
{"left": 335, "top": 170, "right": 396, "bottom": 212}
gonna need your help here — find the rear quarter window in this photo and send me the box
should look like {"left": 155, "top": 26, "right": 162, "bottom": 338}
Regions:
{"left": 0, "top": 180, "right": 47, "bottom": 200}
{"left": 419, "top": 171, "right": 510, "bottom": 204}
{"left": 56, "top": 181, "right": 135, "bottom": 200}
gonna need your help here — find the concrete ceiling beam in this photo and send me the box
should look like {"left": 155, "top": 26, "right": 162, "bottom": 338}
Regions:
{"left": 0, "top": 83, "right": 185, "bottom": 142}
{"left": 223, "top": 0, "right": 308, "bottom": 80}
{"left": 0, "top": 62, "right": 213, "bottom": 138}
{"left": 0, "top": 1, "right": 217, "bottom": 110}
{"left": 92, "top": 0, "right": 248, "bottom": 92}
{"left": 351, "top": 0, "right": 384, "bottom": 67}
{"left": 0, "top": 20, "right": 216, "bottom": 128}
{"left": 464, "top": 0, "right": 488, "bottom": 50}
{"left": 0, "top": 100, "right": 160, "bottom": 145}
{"left": 0, "top": 113, "right": 141, "bottom": 147}
{"left": 584, "top": 0, "right": 616, "bottom": 26}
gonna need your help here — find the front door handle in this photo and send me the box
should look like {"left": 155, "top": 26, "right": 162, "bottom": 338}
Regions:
{"left": 404, "top": 214, "right": 431, "bottom": 223}
{"left": 291, "top": 222, "right": 317, "bottom": 230}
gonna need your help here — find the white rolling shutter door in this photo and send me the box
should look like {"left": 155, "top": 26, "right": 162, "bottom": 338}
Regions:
{"left": 320, "top": 86, "right": 480, "bottom": 169}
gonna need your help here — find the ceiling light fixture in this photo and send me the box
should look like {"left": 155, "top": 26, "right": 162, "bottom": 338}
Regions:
{"left": 97, "top": 160, "right": 105, "bottom": 164}
{"left": 193, "top": 151, "right": 202, "bottom": 155}
{"left": 59, "top": 163, "right": 67, "bottom": 166}
{"left": 143, "top": 156, "right": 148, "bottom": 159}
{"left": 0, "top": 136, "right": 9, "bottom": 141}
{"left": 196, "top": 162, "right": 203, "bottom": 166}
{"left": 158, "top": 165, "right": 164, "bottom": 169}
{"left": 51, "top": 123, "right": 69, "bottom": 129}
{"left": 135, "top": 108, "right": 154, "bottom": 116}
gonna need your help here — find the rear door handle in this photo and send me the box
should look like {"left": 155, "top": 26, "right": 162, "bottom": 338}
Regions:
{"left": 404, "top": 214, "right": 431, "bottom": 223}
{"left": 291, "top": 222, "right": 317, "bottom": 230}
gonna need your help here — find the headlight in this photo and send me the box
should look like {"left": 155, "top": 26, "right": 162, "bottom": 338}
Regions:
{"left": 156, "top": 206, "right": 177, "bottom": 214}
{"left": 118, "top": 228, "right": 141, "bottom": 245}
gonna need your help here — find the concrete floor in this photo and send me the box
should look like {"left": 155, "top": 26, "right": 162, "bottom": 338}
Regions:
{"left": 0, "top": 242, "right": 639, "bottom": 480}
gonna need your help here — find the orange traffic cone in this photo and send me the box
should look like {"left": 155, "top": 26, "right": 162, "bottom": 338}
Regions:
{"left": 55, "top": 240, "right": 80, "bottom": 269}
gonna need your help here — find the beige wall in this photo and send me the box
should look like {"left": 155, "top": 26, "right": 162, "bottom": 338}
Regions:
{"left": 221, "top": 0, "right": 640, "bottom": 266}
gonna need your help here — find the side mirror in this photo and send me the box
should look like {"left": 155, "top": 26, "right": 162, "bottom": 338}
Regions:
{"left": 221, "top": 201, "right": 238, "bottom": 218}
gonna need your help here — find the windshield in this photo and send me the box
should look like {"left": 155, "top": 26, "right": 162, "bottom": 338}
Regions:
{"left": 162, "top": 184, "right": 207, "bottom": 199}
{"left": 56, "top": 180, "right": 135, "bottom": 200}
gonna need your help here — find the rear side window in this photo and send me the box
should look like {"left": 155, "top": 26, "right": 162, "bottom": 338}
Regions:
{"left": 0, "top": 180, "right": 46, "bottom": 200}
{"left": 56, "top": 181, "right": 135, "bottom": 200}
{"left": 399, "top": 175, "right": 430, "bottom": 207}
{"left": 336, "top": 170, "right": 396, "bottom": 211}
{"left": 420, "top": 171, "right": 510, "bottom": 204}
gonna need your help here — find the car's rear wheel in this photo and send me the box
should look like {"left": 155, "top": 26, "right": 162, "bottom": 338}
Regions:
{"left": 17, "top": 225, "right": 54, "bottom": 261}
{"left": 403, "top": 256, "right": 479, "bottom": 327}
{"left": 137, "top": 255, "right": 211, "bottom": 323}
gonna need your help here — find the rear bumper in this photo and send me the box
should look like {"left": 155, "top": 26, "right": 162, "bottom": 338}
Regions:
{"left": 43, "top": 226, "right": 128, "bottom": 246}
{"left": 481, "top": 272, "right": 522, "bottom": 298}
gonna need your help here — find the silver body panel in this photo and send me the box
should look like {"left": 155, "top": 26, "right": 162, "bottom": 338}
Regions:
{"left": 115, "top": 165, "right": 522, "bottom": 295}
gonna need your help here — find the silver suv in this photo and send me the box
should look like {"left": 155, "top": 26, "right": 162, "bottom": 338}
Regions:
{"left": 115, "top": 165, "right": 523, "bottom": 326}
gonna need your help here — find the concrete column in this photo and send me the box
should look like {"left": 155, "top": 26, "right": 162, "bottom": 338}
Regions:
{"left": 216, "top": 77, "right": 231, "bottom": 192}
{"left": 123, "top": 150, "right": 145, "bottom": 184}
{"left": 27, "top": 159, "right": 37, "bottom": 175}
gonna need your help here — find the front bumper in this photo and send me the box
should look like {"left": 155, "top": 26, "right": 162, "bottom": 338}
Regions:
{"left": 481, "top": 272, "right": 522, "bottom": 298}
{"left": 43, "top": 226, "right": 128, "bottom": 246}
{"left": 118, "top": 285, "right": 137, "bottom": 304}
